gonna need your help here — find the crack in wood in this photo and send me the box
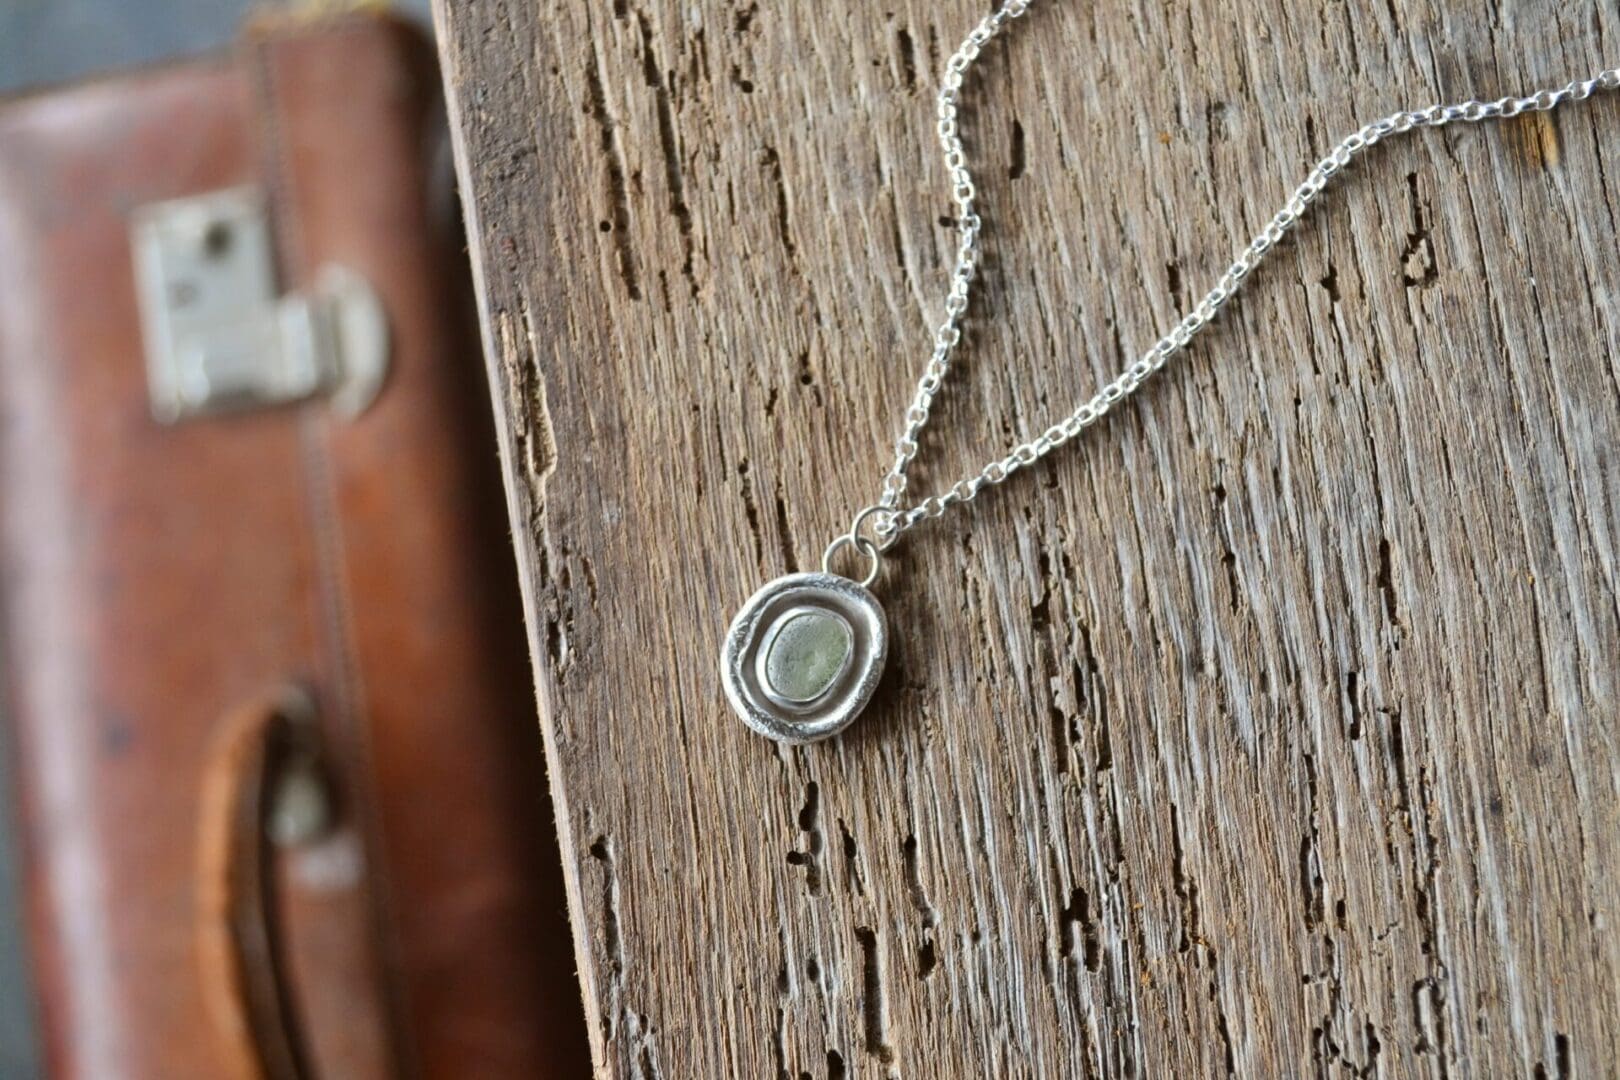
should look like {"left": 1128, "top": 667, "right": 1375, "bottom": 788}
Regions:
{"left": 588, "top": 835, "right": 625, "bottom": 1045}
{"left": 785, "top": 781, "right": 824, "bottom": 895}
{"left": 636, "top": 11, "right": 698, "bottom": 297}
{"left": 582, "top": 38, "right": 642, "bottom": 299}
{"left": 853, "top": 927, "right": 893, "bottom": 1066}
{"left": 895, "top": 27, "right": 917, "bottom": 94}
{"left": 837, "top": 819, "right": 865, "bottom": 897}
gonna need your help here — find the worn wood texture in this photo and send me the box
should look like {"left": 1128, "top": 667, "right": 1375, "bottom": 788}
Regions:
{"left": 432, "top": 0, "right": 1620, "bottom": 1074}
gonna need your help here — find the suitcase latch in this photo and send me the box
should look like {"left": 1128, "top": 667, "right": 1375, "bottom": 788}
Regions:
{"left": 131, "top": 187, "right": 389, "bottom": 423}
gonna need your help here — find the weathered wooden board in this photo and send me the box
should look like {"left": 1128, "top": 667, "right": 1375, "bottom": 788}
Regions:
{"left": 431, "top": 0, "right": 1620, "bottom": 1074}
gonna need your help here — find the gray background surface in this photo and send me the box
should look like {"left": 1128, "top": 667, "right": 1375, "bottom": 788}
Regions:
{"left": 0, "top": 0, "right": 431, "bottom": 95}
{"left": 0, "top": 4, "right": 430, "bottom": 1076}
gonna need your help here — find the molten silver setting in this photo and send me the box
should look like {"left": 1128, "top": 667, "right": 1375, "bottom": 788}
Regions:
{"left": 721, "top": 572, "right": 887, "bottom": 744}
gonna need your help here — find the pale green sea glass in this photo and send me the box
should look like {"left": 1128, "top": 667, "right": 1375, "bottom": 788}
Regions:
{"left": 763, "top": 610, "right": 853, "bottom": 703}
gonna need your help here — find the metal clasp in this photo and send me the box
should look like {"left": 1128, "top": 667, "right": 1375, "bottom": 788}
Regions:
{"left": 131, "top": 187, "right": 388, "bottom": 423}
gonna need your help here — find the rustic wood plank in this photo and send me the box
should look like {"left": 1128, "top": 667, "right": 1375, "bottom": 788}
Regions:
{"left": 431, "top": 0, "right": 1620, "bottom": 1074}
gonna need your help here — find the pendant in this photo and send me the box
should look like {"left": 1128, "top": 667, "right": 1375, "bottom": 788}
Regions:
{"left": 721, "top": 571, "right": 888, "bottom": 744}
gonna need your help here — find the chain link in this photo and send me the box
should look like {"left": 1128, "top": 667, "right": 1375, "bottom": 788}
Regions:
{"left": 863, "top": 0, "right": 1620, "bottom": 547}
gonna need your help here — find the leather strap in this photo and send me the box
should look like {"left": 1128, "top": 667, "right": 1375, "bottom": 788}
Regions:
{"left": 197, "top": 692, "right": 322, "bottom": 1080}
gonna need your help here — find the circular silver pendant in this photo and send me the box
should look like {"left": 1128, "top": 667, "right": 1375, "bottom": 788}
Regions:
{"left": 721, "top": 572, "right": 888, "bottom": 744}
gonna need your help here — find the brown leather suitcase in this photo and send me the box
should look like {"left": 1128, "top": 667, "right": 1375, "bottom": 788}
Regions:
{"left": 0, "top": 13, "right": 587, "bottom": 1078}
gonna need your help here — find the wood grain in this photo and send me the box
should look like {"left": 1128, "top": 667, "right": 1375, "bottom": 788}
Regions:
{"left": 431, "top": 1, "right": 1620, "bottom": 1074}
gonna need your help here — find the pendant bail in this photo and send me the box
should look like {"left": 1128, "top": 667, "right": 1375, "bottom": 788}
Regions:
{"left": 821, "top": 504, "right": 896, "bottom": 588}
{"left": 822, "top": 534, "right": 881, "bottom": 588}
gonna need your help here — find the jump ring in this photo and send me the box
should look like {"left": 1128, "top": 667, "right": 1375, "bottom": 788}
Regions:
{"left": 849, "top": 504, "right": 900, "bottom": 553}
{"left": 822, "top": 533, "right": 881, "bottom": 589}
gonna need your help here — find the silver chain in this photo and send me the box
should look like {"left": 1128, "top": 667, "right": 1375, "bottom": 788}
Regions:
{"left": 823, "top": 0, "right": 1620, "bottom": 580}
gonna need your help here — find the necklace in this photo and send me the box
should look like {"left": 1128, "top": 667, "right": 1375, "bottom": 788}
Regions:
{"left": 721, "top": 0, "right": 1620, "bottom": 744}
